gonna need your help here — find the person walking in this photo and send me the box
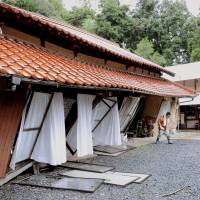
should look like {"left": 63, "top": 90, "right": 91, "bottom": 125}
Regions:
{"left": 155, "top": 112, "right": 173, "bottom": 144}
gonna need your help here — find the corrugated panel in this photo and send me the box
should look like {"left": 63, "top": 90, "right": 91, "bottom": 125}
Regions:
{"left": 0, "top": 85, "right": 27, "bottom": 177}
{"left": 119, "top": 97, "right": 140, "bottom": 132}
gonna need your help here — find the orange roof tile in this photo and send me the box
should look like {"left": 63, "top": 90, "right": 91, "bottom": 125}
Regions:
{"left": 0, "top": 2, "right": 174, "bottom": 76}
{"left": 0, "top": 35, "right": 195, "bottom": 97}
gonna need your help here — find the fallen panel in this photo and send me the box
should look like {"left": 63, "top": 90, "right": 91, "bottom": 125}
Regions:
{"left": 61, "top": 170, "right": 139, "bottom": 186}
{"left": 107, "top": 172, "right": 151, "bottom": 183}
{"left": 52, "top": 177, "right": 103, "bottom": 192}
{"left": 94, "top": 151, "right": 125, "bottom": 157}
{"left": 13, "top": 175, "right": 103, "bottom": 192}
{"left": 112, "top": 144, "right": 136, "bottom": 151}
{"left": 0, "top": 161, "right": 34, "bottom": 186}
{"left": 94, "top": 145, "right": 125, "bottom": 154}
{"left": 60, "top": 162, "right": 114, "bottom": 173}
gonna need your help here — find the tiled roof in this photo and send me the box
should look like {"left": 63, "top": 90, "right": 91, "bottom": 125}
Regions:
{"left": 0, "top": 35, "right": 195, "bottom": 97}
{"left": 0, "top": 2, "right": 174, "bottom": 76}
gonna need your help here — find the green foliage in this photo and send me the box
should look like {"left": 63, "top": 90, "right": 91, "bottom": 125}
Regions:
{"left": 191, "top": 48, "right": 200, "bottom": 62}
{"left": 151, "top": 52, "right": 166, "bottom": 66}
{"left": 3, "top": 0, "right": 38, "bottom": 11}
{"left": 82, "top": 18, "right": 97, "bottom": 33}
{"left": 188, "top": 27, "right": 200, "bottom": 62}
{"left": 135, "top": 38, "right": 166, "bottom": 66}
{"left": 132, "top": 0, "right": 194, "bottom": 65}
{"left": 96, "top": 0, "right": 133, "bottom": 45}
{"left": 2, "top": 0, "right": 65, "bottom": 17}
{"left": 135, "top": 38, "right": 154, "bottom": 59}
{"left": 62, "top": 6, "right": 96, "bottom": 28}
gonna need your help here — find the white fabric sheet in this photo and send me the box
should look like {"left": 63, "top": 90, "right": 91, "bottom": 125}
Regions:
{"left": 31, "top": 93, "right": 67, "bottom": 165}
{"left": 10, "top": 92, "right": 66, "bottom": 169}
{"left": 66, "top": 94, "right": 95, "bottom": 157}
{"left": 92, "top": 98, "right": 122, "bottom": 146}
{"left": 10, "top": 92, "right": 51, "bottom": 169}
{"left": 119, "top": 97, "right": 140, "bottom": 132}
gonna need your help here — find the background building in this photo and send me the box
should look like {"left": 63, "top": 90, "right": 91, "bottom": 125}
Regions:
{"left": 164, "top": 62, "right": 200, "bottom": 129}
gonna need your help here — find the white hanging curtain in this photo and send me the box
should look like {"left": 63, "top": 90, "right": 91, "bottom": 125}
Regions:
{"left": 31, "top": 93, "right": 66, "bottom": 165}
{"left": 10, "top": 92, "right": 66, "bottom": 169}
{"left": 92, "top": 98, "right": 122, "bottom": 146}
{"left": 119, "top": 97, "right": 140, "bottom": 132}
{"left": 66, "top": 94, "right": 95, "bottom": 157}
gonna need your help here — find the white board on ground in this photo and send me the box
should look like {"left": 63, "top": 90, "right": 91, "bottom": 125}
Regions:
{"left": 60, "top": 162, "right": 114, "bottom": 173}
{"left": 61, "top": 170, "right": 139, "bottom": 186}
{"left": 94, "top": 151, "right": 125, "bottom": 157}
{"left": 107, "top": 172, "right": 151, "bottom": 183}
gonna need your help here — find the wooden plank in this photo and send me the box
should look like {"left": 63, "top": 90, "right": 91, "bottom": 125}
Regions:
{"left": 0, "top": 84, "right": 28, "bottom": 177}
{"left": 0, "top": 161, "right": 34, "bottom": 186}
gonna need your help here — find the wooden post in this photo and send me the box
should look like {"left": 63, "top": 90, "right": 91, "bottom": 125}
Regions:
{"left": 0, "top": 84, "right": 28, "bottom": 177}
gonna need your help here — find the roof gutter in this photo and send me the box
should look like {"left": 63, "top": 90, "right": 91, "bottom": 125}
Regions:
{"left": 0, "top": 74, "right": 193, "bottom": 97}
{"left": 18, "top": 76, "right": 135, "bottom": 94}
{"left": 179, "top": 97, "right": 194, "bottom": 104}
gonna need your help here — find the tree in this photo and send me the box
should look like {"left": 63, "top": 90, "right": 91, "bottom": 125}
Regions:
{"left": 2, "top": 0, "right": 65, "bottom": 18}
{"left": 62, "top": 6, "right": 96, "bottom": 28}
{"left": 135, "top": 38, "right": 166, "bottom": 66}
{"left": 191, "top": 48, "right": 200, "bottom": 62}
{"left": 3, "top": 0, "right": 38, "bottom": 12}
{"left": 96, "top": 0, "right": 133, "bottom": 46}
{"left": 188, "top": 28, "right": 200, "bottom": 62}
{"left": 132, "top": 0, "right": 194, "bottom": 65}
{"left": 82, "top": 18, "right": 97, "bottom": 33}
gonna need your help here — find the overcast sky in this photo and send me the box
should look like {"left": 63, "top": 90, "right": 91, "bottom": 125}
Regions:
{"left": 63, "top": 0, "right": 200, "bottom": 16}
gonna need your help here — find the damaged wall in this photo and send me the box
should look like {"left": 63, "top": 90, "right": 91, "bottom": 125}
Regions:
{"left": 142, "top": 96, "right": 179, "bottom": 136}
{"left": 0, "top": 84, "right": 28, "bottom": 177}
{"left": 142, "top": 95, "right": 163, "bottom": 121}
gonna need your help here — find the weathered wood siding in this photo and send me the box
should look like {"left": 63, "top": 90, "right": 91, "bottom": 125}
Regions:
{"left": 0, "top": 85, "right": 27, "bottom": 177}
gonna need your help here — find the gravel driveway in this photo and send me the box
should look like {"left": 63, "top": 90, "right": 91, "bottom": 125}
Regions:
{"left": 1, "top": 139, "right": 200, "bottom": 200}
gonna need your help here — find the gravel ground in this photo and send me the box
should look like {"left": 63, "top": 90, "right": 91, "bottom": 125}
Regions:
{"left": 1, "top": 139, "right": 200, "bottom": 200}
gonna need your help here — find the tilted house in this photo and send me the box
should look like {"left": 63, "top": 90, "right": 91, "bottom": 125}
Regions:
{"left": 0, "top": 3, "right": 195, "bottom": 184}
